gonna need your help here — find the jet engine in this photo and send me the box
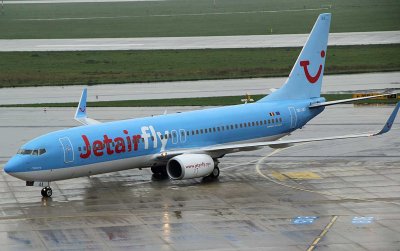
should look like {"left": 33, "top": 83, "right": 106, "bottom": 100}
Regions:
{"left": 166, "top": 154, "right": 215, "bottom": 180}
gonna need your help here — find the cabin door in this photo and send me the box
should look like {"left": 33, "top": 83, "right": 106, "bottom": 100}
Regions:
{"left": 288, "top": 107, "right": 297, "bottom": 129}
{"left": 59, "top": 137, "right": 74, "bottom": 163}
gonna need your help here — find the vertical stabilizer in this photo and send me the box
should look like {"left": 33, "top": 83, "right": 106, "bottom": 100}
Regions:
{"left": 258, "top": 13, "right": 331, "bottom": 102}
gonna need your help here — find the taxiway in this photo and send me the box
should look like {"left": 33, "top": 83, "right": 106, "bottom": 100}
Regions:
{"left": 0, "top": 31, "right": 399, "bottom": 51}
{"left": 0, "top": 72, "right": 399, "bottom": 105}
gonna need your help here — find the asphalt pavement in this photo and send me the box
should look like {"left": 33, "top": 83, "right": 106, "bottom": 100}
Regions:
{"left": 0, "top": 31, "right": 399, "bottom": 51}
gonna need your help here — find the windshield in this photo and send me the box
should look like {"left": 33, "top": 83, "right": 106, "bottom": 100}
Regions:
{"left": 17, "top": 148, "right": 46, "bottom": 155}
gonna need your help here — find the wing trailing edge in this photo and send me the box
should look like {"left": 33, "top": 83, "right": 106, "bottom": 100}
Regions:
{"left": 309, "top": 93, "right": 397, "bottom": 108}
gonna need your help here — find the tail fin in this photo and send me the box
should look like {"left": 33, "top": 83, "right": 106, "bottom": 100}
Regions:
{"left": 258, "top": 13, "right": 331, "bottom": 102}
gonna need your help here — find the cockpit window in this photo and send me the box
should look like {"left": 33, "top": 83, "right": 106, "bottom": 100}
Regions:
{"left": 17, "top": 149, "right": 33, "bottom": 155}
{"left": 17, "top": 148, "right": 46, "bottom": 155}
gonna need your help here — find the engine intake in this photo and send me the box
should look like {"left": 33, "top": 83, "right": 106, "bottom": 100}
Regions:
{"left": 166, "top": 154, "right": 215, "bottom": 180}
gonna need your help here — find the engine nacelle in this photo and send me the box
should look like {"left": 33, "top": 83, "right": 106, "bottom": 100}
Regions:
{"left": 166, "top": 154, "right": 215, "bottom": 180}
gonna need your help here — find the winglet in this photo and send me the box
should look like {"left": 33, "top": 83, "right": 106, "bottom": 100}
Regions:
{"left": 374, "top": 102, "right": 400, "bottom": 135}
{"left": 75, "top": 88, "right": 88, "bottom": 119}
{"left": 74, "top": 88, "right": 101, "bottom": 125}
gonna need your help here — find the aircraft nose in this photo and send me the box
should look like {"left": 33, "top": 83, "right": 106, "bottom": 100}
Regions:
{"left": 4, "top": 158, "right": 15, "bottom": 174}
{"left": 4, "top": 156, "right": 22, "bottom": 174}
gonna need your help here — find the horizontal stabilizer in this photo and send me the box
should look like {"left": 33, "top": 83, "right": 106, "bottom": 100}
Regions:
{"left": 74, "top": 88, "right": 101, "bottom": 125}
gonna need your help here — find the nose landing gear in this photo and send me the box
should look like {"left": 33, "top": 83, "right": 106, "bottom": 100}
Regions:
{"left": 41, "top": 186, "right": 52, "bottom": 197}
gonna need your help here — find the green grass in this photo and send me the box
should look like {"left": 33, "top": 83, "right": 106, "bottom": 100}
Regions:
{"left": 0, "top": 0, "right": 399, "bottom": 39}
{"left": 0, "top": 44, "right": 399, "bottom": 88}
{"left": 2, "top": 94, "right": 399, "bottom": 107}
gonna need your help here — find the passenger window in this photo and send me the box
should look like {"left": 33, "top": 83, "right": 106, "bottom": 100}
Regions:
{"left": 187, "top": 131, "right": 190, "bottom": 136}
{"left": 235, "top": 124, "right": 238, "bottom": 129}
{"left": 252, "top": 122, "right": 255, "bottom": 126}
{"left": 221, "top": 126, "right": 224, "bottom": 131}
{"left": 205, "top": 129, "right": 208, "bottom": 133}
{"left": 256, "top": 121, "right": 259, "bottom": 126}
{"left": 200, "top": 129, "right": 204, "bottom": 134}
{"left": 226, "top": 125, "right": 229, "bottom": 130}
{"left": 264, "top": 120, "right": 267, "bottom": 125}
{"left": 217, "top": 127, "right": 220, "bottom": 131}
{"left": 78, "top": 147, "right": 82, "bottom": 151}
{"left": 181, "top": 131, "right": 185, "bottom": 137}
{"left": 276, "top": 118, "right": 279, "bottom": 123}
{"left": 230, "top": 125, "right": 234, "bottom": 130}
{"left": 279, "top": 118, "right": 282, "bottom": 122}
{"left": 247, "top": 122, "right": 251, "bottom": 127}
{"left": 196, "top": 130, "right": 199, "bottom": 134}
{"left": 192, "top": 130, "right": 195, "bottom": 135}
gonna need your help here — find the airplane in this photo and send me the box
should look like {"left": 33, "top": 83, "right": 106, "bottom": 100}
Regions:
{"left": 4, "top": 13, "right": 399, "bottom": 198}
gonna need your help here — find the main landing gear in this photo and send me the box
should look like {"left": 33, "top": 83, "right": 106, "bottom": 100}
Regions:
{"left": 41, "top": 186, "right": 52, "bottom": 198}
{"left": 151, "top": 166, "right": 169, "bottom": 180}
{"left": 203, "top": 166, "right": 220, "bottom": 182}
{"left": 209, "top": 166, "right": 220, "bottom": 178}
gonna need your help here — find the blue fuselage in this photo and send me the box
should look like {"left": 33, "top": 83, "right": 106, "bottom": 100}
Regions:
{"left": 5, "top": 99, "right": 324, "bottom": 181}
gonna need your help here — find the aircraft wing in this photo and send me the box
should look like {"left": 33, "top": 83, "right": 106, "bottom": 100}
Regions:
{"left": 74, "top": 88, "right": 101, "bottom": 125}
{"left": 156, "top": 102, "right": 400, "bottom": 159}
{"left": 309, "top": 93, "right": 396, "bottom": 108}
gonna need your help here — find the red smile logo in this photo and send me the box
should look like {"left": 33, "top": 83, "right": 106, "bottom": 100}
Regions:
{"left": 300, "top": 50, "right": 325, "bottom": 84}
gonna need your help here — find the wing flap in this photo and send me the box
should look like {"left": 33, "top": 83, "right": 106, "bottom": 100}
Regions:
{"left": 309, "top": 93, "right": 396, "bottom": 108}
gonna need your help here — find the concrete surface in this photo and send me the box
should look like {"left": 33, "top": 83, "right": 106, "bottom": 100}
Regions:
{"left": 0, "top": 72, "right": 399, "bottom": 105}
{"left": 0, "top": 31, "right": 399, "bottom": 51}
{"left": 0, "top": 104, "right": 399, "bottom": 250}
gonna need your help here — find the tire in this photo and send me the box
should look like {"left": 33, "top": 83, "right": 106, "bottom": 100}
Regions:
{"left": 41, "top": 187, "right": 52, "bottom": 197}
{"left": 210, "top": 167, "right": 220, "bottom": 178}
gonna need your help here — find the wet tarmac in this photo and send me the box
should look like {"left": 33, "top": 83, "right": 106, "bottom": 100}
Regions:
{"left": 0, "top": 105, "right": 399, "bottom": 250}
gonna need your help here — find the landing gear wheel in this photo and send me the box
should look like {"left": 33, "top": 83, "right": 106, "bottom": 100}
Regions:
{"left": 151, "top": 166, "right": 169, "bottom": 180}
{"left": 210, "top": 166, "right": 220, "bottom": 178}
{"left": 203, "top": 167, "right": 220, "bottom": 182}
{"left": 41, "top": 187, "right": 52, "bottom": 198}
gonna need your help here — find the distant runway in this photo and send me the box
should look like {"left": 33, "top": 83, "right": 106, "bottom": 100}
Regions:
{"left": 0, "top": 31, "right": 399, "bottom": 51}
{"left": 0, "top": 72, "right": 398, "bottom": 105}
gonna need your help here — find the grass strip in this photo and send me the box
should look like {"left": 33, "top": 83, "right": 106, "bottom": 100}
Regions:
{"left": 1, "top": 44, "right": 399, "bottom": 88}
{"left": 2, "top": 94, "right": 399, "bottom": 108}
{"left": 0, "top": 0, "right": 399, "bottom": 39}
